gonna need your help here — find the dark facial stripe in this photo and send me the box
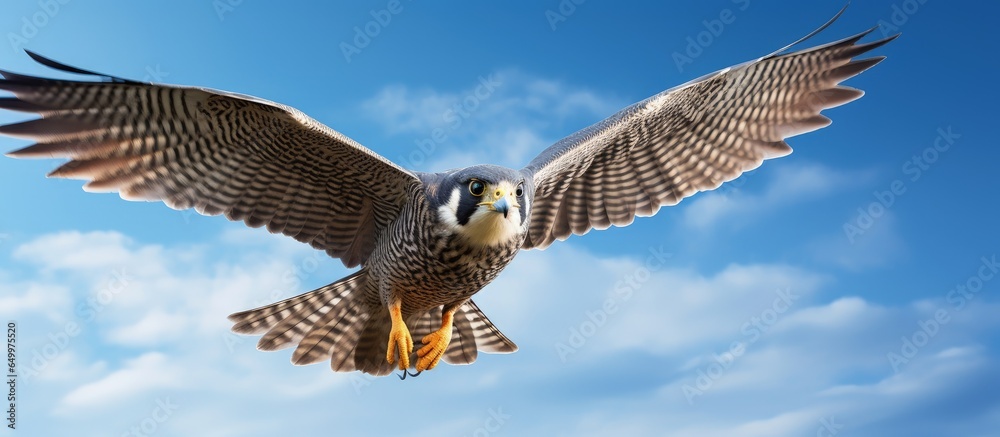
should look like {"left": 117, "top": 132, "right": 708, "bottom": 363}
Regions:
{"left": 456, "top": 185, "right": 484, "bottom": 226}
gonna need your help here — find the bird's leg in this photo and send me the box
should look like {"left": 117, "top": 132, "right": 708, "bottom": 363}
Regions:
{"left": 385, "top": 298, "right": 413, "bottom": 371}
{"left": 416, "top": 304, "right": 459, "bottom": 371}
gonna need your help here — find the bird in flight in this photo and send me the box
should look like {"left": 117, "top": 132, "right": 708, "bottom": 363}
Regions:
{"left": 0, "top": 9, "right": 894, "bottom": 377}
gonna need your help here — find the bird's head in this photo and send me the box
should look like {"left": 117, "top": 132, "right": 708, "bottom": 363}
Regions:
{"left": 434, "top": 165, "right": 531, "bottom": 247}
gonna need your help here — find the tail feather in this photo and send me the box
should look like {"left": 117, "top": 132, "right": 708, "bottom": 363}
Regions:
{"left": 227, "top": 269, "right": 373, "bottom": 368}
{"left": 291, "top": 297, "right": 370, "bottom": 367}
{"left": 228, "top": 272, "right": 519, "bottom": 376}
{"left": 404, "top": 309, "right": 478, "bottom": 366}
{"left": 255, "top": 282, "right": 360, "bottom": 352}
{"left": 228, "top": 269, "right": 367, "bottom": 336}
{"left": 349, "top": 300, "right": 518, "bottom": 373}
{"left": 256, "top": 294, "right": 336, "bottom": 351}
{"left": 443, "top": 306, "right": 479, "bottom": 365}
{"left": 352, "top": 311, "right": 439, "bottom": 375}
{"left": 353, "top": 310, "right": 397, "bottom": 376}
{"left": 461, "top": 300, "right": 518, "bottom": 354}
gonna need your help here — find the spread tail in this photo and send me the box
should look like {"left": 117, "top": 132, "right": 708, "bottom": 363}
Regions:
{"left": 351, "top": 299, "right": 519, "bottom": 376}
{"left": 229, "top": 271, "right": 518, "bottom": 376}
{"left": 228, "top": 269, "right": 374, "bottom": 372}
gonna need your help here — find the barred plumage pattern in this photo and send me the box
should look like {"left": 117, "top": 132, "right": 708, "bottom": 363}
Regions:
{"left": 1, "top": 13, "right": 894, "bottom": 376}
{"left": 229, "top": 181, "right": 519, "bottom": 375}
{"left": 0, "top": 54, "right": 522, "bottom": 375}
{"left": 0, "top": 59, "right": 417, "bottom": 268}
{"left": 521, "top": 27, "right": 897, "bottom": 249}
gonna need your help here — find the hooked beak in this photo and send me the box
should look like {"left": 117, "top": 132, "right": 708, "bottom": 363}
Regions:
{"left": 478, "top": 187, "right": 520, "bottom": 219}
{"left": 492, "top": 196, "right": 511, "bottom": 218}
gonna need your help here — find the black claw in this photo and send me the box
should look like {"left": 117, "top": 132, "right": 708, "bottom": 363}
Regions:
{"left": 397, "top": 369, "right": 422, "bottom": 380}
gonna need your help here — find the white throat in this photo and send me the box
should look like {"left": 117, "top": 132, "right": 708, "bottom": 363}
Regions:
{"left": 461, "top": 206, "right": 522, "bottom": 247}
{"left": 436, "top": 187, "right": 524, "bottom": 247}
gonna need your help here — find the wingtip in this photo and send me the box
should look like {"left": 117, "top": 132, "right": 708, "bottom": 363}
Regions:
{"left": 0, "top": 69, "right": 22, "bottom": 81}
{"left": 5, "top": 147, "right": 33, "bottom": 159}
{"left": 859, "top": 29, "right": 901, "bottom": 49}
{"left": 22, "top": 49, "right": 142, "bottom": 84}
{"left": 0, "top": 65, "right": 42, "bottom": 82}
{"left": 883, "top": 32, "right": 902, "bottom": 43}
{"left": 23, "top": 49, "right": 61, "bottom": 69}
{"left": 843, "top": 32, "right": 899, "bottom": 59}
{"left": 765, "top": 1, "right": 852, "bottom": 58}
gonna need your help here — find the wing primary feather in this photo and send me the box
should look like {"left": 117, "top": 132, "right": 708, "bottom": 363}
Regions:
{"left": 0, "top": 117, "right": 96, "bottom": 139}
{"left": 23, "top": 49, "right": 142, "bottom": 84}
{"left": 0, "top": 97, "right": 50, "bottom": 113}
{"left": 764, "top": 1, "right": 851, "bottom": 59}
{"left": 521, "top": 11, "right": 895, "bottom": 250}
{"left": 1, "top": 52, "right": 420, "bottom": 268}
{"left": 839, "top": 34, "right": 900, "bottom": 59}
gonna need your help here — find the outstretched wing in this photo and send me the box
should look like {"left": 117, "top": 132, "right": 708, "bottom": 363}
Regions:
{"left": 1, "top": 52, "right": 419, "bottom": 267}
{"left": 521, "top": 20, "right": 896, "bottom": 250}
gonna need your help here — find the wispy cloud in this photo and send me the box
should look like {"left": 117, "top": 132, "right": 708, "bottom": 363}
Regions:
{"left": 59, "top": 353, "right": 183, "bottom": 411}
{"left": 360, "top": 69, "right": 627, "bottom": 170}
{"left": 681, "top": 164, "right": 872, "bottom": 231}
{"left": 4, "top": 230, "right": 998, "bottom": 436}
{"left": 807, "top": 211, "right": 907, "bottom": 270}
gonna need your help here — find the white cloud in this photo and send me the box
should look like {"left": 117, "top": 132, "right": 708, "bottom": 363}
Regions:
{"left": 778, "top": 296, "right": 880, "bottom": 329}
{"left": 3, "top": 230, "right": 999, "bottom": 436}
{"left": 602, "top": 263, "right": 826, "bottom": 355}
{"left": 0, "top": 282, "right": 71, "bottom": 319}
{"left": 59, "top": 352, "right": 182, "bottom": 410}
{"left": 11, "top": 231, "right": 173, "bottom": 288}
{"left": 807, "top": 211, "right": 907, "bottom": 270}
{"left": 682, "top": 164, "right": 869, "bottom": 231}
{"left": 13, "top": 231, "right": 140, "bottom": 272}
{"left": 28, "top": 351, "right": 107, "bottom": 383}
{"left": 361, "top": 69, "right": 627, "bottom": 171}
{"left": 106, "top": 310, "right": 188, "bottom": 346}
{"left": 361, "top": 84, "right": 457, "bottom": 134}
{"left": 559, "top": 298, "right": 999, "bottom": 437}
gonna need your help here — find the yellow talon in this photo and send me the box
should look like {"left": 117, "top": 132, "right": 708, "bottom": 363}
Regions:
{"left": 416, "top": 309, "right": 455, "bottom": 371}
{"left": 386, "top": 300, "right": 412, "bottom": 370}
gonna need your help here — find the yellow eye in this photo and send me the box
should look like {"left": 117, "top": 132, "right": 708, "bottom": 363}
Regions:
{"left": 469, "top": 180, "right": 486, "bottom": 197}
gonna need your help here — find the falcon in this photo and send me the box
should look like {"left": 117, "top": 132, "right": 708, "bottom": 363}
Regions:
{"left": 0, "top": 9, "right": 895, "bottom": 376}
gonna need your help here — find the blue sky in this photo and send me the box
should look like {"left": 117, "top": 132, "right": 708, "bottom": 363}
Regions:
{"left": 1, "top": 1, "right": 998, "bottom": 436}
